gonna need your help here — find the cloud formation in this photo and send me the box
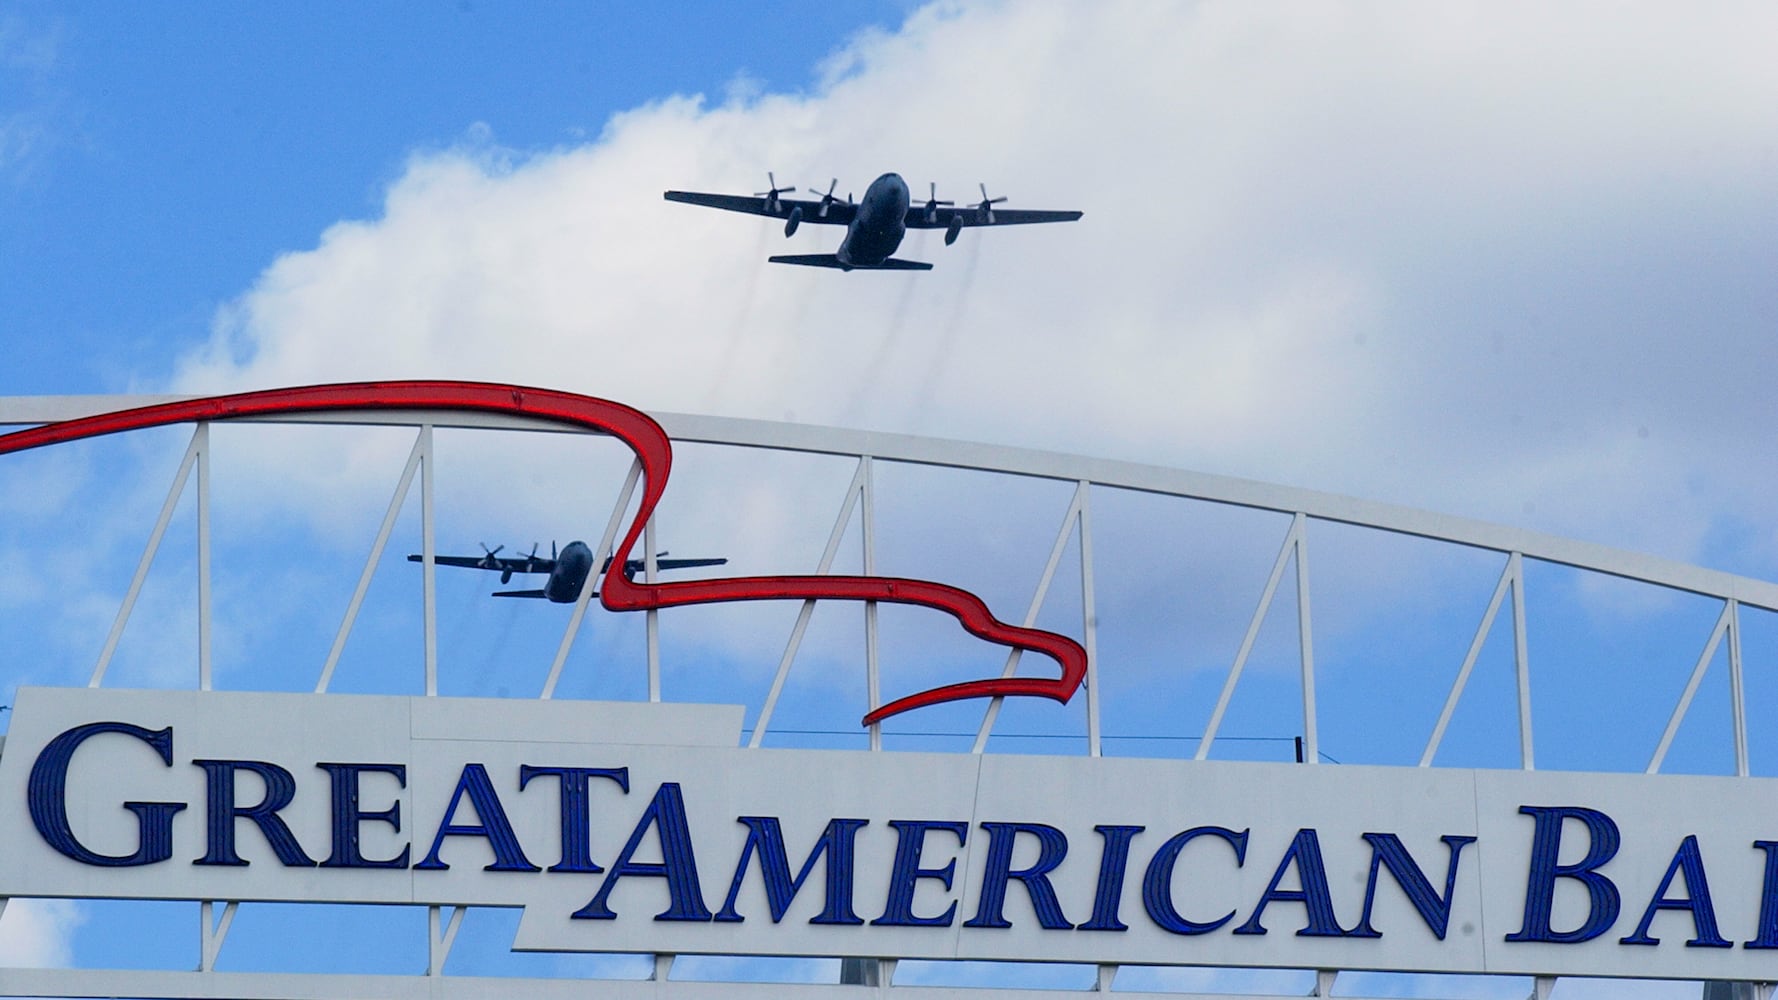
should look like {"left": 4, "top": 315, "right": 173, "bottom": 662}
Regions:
{"left": 0, "top": 898, "right": 81, "bottom": 967}
{"left": 170, "top": 1, "right": 1777, "bottom": 579}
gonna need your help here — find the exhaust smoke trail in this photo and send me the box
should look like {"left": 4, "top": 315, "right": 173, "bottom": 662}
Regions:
{"left": 843, "top": 273, "right": 919, "bottom": 426}
{"left": 703, "top": 225, "right": 774, "bottom": 409}
{"left": 909, "top": 234, "right": 983, "bottom": 430}
{"left": 843, "top": 231, "right": 927, "bottom": 426}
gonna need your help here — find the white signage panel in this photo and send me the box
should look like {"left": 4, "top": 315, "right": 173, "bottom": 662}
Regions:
{"left": 1, "top": 687, "right": 1774, "bottom": 982}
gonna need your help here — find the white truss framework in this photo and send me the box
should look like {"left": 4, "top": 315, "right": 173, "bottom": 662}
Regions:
{"left": 0, "top": 394, "right": 1771, "bottom": 1000}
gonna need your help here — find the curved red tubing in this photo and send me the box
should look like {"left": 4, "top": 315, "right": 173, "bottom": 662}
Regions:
{"left": 0, "top": 381, "right": 1087, "bottom": 726}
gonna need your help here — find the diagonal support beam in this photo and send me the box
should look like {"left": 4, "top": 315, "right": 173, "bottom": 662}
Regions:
{"left": 1422, "top": 553, "right": 1517, "bottom": 767}
{"left": 1197, "top": 514, "right": 1307, "bottom": 761}
{"left": 974, "top": 481, "right": 1088, "bottom": 753}
{"left": 317, "top": 429, "right": 427, "bottom": 694}
{"left": 427, "top": 904, "right": 465, "bottom": 976}
{"left": 1648, "top": 600, "right": 1734, "bottom": 774}
{"left": 91, "top": 425, "right": 205, "bottom": 688}
{"left": 199, "top": 900, "right": 237, "bottom": 973}
{"left": 750, "top": 459, "right": 870, "bottom": 748}
{"left": 541, "top": 458, "right": 642, "bottom": 700}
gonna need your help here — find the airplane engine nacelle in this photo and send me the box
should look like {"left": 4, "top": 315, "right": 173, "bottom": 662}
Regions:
{"left": 944, "top": 214, "right": 964, "bottom": 246}
{"left": 784, "top": 207, "right": 802, "bottom": 238}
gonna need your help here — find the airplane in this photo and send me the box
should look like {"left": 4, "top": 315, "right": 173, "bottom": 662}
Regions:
{"left": 663, "top": 171, "right": 1082, "bottom": 271}
{"left": 409, "top": 541, "right": 727, "bottom": 603}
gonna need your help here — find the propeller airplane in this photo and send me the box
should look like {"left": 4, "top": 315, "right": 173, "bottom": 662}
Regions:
{"left": 664, "top": 171, "right": 1081, "bottom": 271}
{"left": 410, "top": 540, "right": 727, "bottom": 604}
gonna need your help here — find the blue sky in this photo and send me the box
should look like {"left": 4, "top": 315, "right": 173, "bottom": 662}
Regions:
{"left": 2, "top": 2, "right": 1777, "bottom": 996}
{"left": 2, "top": 0, "right": 906, "bottom": 389}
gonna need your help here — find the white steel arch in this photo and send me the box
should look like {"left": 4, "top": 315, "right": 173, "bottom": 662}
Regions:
{"left": 0, "top": 392, "right": 1770, "bottom": 1000}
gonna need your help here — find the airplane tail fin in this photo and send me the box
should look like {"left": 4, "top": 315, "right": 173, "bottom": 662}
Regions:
{"left": 768, "top": 254, "right": 932, "bottom": 271}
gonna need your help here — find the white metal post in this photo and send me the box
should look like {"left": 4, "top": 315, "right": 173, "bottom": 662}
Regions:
{"left": 420, "top": 424, "right": 437, "bottom": 697}
{"left": 1510, "top": 552, "right": 1533, "bottom": 770}
{"left": 1729, "top": 599, "right": 1748, "bottom": 777}
{"left": 1079, "top": 481, "right": 1101, "bottom": 757}
{"left": 196, "top": 422, "right": 212, "bottom": 691}
{"left": 1295, "top": 516, "right": 1316, "bottom": 764}
{"left": 646, "top": 515, "right": 661, "bottom": 702}
{"left": 862, "top": 456, "right": 880, "bottom": 752}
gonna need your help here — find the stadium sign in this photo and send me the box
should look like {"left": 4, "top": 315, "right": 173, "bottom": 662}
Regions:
{"left": 2, "top": 686, "right": 1776, "bottom": 982}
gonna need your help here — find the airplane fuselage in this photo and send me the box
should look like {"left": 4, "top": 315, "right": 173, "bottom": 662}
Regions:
{"left": 545, "top": 540, "right": 595, "bottom": 603}
{"left": 838, "top": 172, "right": 911, "bottom": 268}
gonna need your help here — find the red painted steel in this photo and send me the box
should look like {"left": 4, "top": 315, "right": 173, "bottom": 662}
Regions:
{"left": 0, "top": 381, "right": 1088, "bottom": 726}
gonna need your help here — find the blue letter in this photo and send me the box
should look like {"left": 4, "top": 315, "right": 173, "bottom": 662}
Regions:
{"left": 873, "top": 820, "right": 968, "bottom": 927}
{"left": 575, "top": 782, "right": 711, "bottom": 921}
{"left": 1080, "top": 825, "right": 1144, "bottom": 932}
{"left": 1144, "top": 826, "right": 1248, "bottom": 935}
{"left": 316, "top": 762, "right": 409, "bottom": 869}
{"left": 28, "top": 721, "right": 186, "bottom": 867}
{"left": 1350, "top": 834, "right": 1474, "bottom": 940}
{"left": 192, "top": 759, "right": 315, "bottom": 867}
{"left": 416, "top": 763, "right": 539, "bottom": 872}
{"left": 1234, "top": 828, "right": 1349, "bottom": 937}
{"left": 1620, "top": 835, "right": 1729, "bottom": 948}
{"left": 1747, "top": 841, "right": 1778, "bottom": 949}
{"left": 966, "top": 822, "right": 1073, "bottom": 929}
{"left": 716, "top": 817, "right": 869, "bottom": 924}
{"left": 1506, "top": 805, "right": 1620, "bottom": 944}
{"left": 518, "top": 765, "right": 629, "bottom": 873}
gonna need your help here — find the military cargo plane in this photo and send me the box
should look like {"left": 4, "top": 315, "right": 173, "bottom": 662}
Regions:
{"left": 411, "top": 541, "right": 727, "bottom": 603}
{"left": 664, "top": 171, "right": 1081, "bottom": 271}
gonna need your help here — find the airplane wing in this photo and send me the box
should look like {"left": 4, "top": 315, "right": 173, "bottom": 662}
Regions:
{"left": 605, "top": 555, "right": 731, "bottom": 577}
{"left": 664, "top": 191, "right": 857, "bottom": 226}
{"left": 658, "top": 557, "right": 729, "bottom": 570}
{"left": 637, "top": 556, "right": 729, "bottom": 573}
{"left": 407, "top": 553, "right": 556, "bottom": 574}
{"left": 904, "top": 205, "right": 1083, "bottom": 230}
{"left": 490, "top": 589, "right": 551, "bottom": 599}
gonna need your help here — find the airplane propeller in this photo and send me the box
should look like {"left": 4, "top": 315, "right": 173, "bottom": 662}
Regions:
{"left": 973, "top": 183, "right": 1008, "bottom": 224}
{"left": 755, "top": 172, "right": 796, "bottom": 214}
{"left": 809, "top": 178, "right": 840, "bottom": 217}
{"left": 922, "top": 182, "right": 955, "bottom": 224}
{"left": 476, "top": 543, "right": 504, "bottom": 568}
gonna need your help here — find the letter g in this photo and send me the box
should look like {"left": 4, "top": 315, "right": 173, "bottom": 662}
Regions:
{"left": 28, "top": 721, "right": 188, "bottom": 866}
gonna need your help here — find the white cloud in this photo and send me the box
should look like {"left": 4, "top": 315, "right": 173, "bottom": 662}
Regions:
{"left": 165, "top": 1, "right": 1777, "bottom": 583}
{"left": 0, "top": 898, "right": 82, "bottom": 967}
{"left": 0, "top": 12, "right": 68, "bottom": 185}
